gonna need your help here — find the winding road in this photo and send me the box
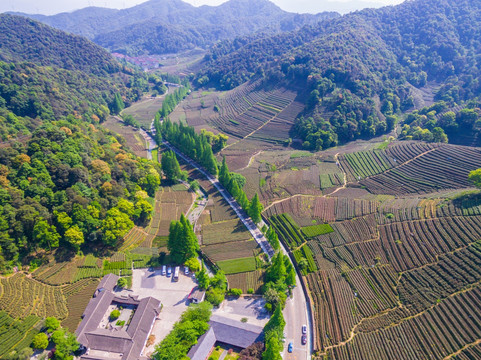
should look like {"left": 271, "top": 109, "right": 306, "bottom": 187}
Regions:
{"left": 143, "top": 120, "right": 311, "bottom": 360}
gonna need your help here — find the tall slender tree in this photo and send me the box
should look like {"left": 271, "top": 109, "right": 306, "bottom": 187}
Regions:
{"left": 161, "top": 150, "right": 181, "bottom": 182}
{"left": 248, "top": 193, "right": 263, "bottom": 224}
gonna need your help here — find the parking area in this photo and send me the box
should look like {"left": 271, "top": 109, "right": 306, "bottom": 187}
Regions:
{"left": 213, "top": 296, "right": 270, "bottom": 327}
{"left": 130, "top": 268, "right": 197, "bottom": 357}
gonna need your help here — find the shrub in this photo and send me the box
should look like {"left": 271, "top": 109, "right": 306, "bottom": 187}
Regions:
{"left": 110, "top": 309, "right": 120, "bottom": 320}
{"left": 117, "top": 278, "right": 128, "bottom": 288}
{"left": 228, "top": 288, "right": 243, "bottom": 297}
{"left": 206, "top": 288, "right": 225, "bottom": 306}
{"left": 32, "top": 332, "right": 49, "bottom": 350}
{"left": 247, "top": 288, "right": 254, "bottom": 294}
{"left": 45, "top": 317, "right": 60, "bottom": 332}
{"left": 185, "top": 257, "right": 201, "bottom": 272}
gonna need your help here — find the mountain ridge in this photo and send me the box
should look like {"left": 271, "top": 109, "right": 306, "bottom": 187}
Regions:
{"left": 0, "top": 14, "right": 148, "bottom": 120}
{"left": 9, "top": 0, "right": 339, "bottom": 55}
{"left": 197, "top": 0, "right": 481, "bottom": 149}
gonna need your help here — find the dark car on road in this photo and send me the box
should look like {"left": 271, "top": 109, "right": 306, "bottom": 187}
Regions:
{"left": 301, "top": 334, "right": 307, "bottom": 345}
{"left": 288, "top": 342, "right": 293, "bottom": 353}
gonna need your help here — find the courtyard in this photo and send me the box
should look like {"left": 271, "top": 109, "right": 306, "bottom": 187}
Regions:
{"left": 127, "top": 268, "right": 198, "bottom": 356}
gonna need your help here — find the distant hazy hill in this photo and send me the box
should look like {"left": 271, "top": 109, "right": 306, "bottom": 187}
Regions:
{"left": 198, "top": 0, "right": 481, "bottom": 148}
{"left": 0, "top": 14, "right": 145, "bottom": 120}
{"left": 12, "top": 0, "right": 339, "bottom": 55}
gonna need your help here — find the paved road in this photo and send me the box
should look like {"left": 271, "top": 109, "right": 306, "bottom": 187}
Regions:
{"left": 139, "top": 128, "right": 157, "bottom": 160}
{"left": 162, "top": 140, "right": 275, "bottom": 259}
{"left": 281, "top": 244, "right": 312, "bottom": 360}
{"left": 148, "top": 121, "right": 311, "bottom": 359}
{"left": 164, "top": 140, "right": 311, "bottom": 359}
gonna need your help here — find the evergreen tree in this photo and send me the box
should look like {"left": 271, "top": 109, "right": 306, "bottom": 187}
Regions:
{"left": 167, "top": 214, "right": 199, "bottom": 264}
{"left": 248, "top": 193, "right": 263, "bottom": 224}
{"left": 110, "top": 93, "right": 125, "bottom": 115}
{"left": 262, "top": 334, "right": 282, "bottom": 360}
{"left": 161, "top": 150, "right": 181, "bottom": 182}
{"left": 285, "top": 262, "right": 296, "bottom": 288}
{"left": 265, "top": 253, "right": 287, "bottom": 283}
{"left": 264, "top": 305, "right": 286, "bottom": 338}
{"left": 228, "top": 178, "right": 241, "bottom": 198}
{"left": 197, "top": 262, "right": 210, "bottom": 290}
{"left": 266, "top": 227, "right": 280, "bottom": 250}
{"left": 219, "top": 156, "right": 230, "bottom": 185}
{"left": 237, "top": 191, "right": 250, "bottom": 210}
{"left": 202, "top": 145, "right": 218, "bottom": 175}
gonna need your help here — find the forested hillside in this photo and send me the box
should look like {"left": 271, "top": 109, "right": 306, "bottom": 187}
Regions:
{"left": 14, "top": 0, "right": 338, "bottom": 55}
{"left": 198, "top": 0, "right": 481, "bottom": 149}
{"left": 0, "top": 14, "right": 157, "bottom": 124}
{"left": 0, "top": 16, "right": 163, "bottom": 272}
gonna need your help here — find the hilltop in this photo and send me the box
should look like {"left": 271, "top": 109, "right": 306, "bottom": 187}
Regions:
{"left": 12, "top": 0, "right": 339, "bottom": 55}
{"left": 197, "top": 0, "right": 481, "bottom": 148}
{"left": 0, "top": 14, "right": 151, "bottom": 121}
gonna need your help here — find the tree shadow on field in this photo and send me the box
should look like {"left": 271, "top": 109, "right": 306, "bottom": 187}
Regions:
{"left": 53, "top": 246, "right": 76, "bottom": 262}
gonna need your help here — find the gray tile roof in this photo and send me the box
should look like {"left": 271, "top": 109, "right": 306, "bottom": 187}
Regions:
{"left": 187, "top": 315, "right": 264, "bottom": 360}
{"left": 189, "top": 287, "right": 206, "bottom": 303}
{"left": 77, "top": 290, "right": 116, "bottom": 345}
{"left": 210, "top": 315, "right": 264, "bottom": 348}
{"left": 188, "top": 328, "right": 217, "bottom": 360}
{"left": 76, "top": 275, "right": 161, "bottom": 360}
{"left": 123, "top": 296, "right": 161, "bottom": 360}
{"left": 97, "top": 273, "right": 119, "bottom": 292}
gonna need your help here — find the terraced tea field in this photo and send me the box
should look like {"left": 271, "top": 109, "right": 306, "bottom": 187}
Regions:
{"left": 121, "top": 96, "right": 166, "bottom": 128}
{"left": 103, "top": 116, "right": 148, "bottom": 158}
{"left": 208, "top": 82, "right": 301, "bottom": 144}
{"left": 258, "top": 139, "right": 481, "bottom": 360}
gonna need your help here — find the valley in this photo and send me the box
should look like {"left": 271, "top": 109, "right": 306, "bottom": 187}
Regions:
{"left": 1, "top": 0, "right": 481, "bottom": 360}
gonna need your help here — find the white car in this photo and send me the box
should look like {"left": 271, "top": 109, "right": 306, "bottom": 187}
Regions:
{"left": 184, "top": 266, "right": 189, "bottom": 275}
{"left": 302, "top": 325, "right": 307, "bottom": 334}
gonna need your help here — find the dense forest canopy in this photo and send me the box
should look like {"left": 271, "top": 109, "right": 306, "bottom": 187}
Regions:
{"left": 198, "top": 0, "right": 481, "bottom": 149}
{"left": 0, "top": 15, "right": 164, "bottom": 272}
{"left": 0, "top": 15, "right": 163, "bottom": 128}
{"left": 0, "top": 14, "right": 121, "bottom": 76}
{"left": 0, "top": 118, "right": 161, "bottom": 271}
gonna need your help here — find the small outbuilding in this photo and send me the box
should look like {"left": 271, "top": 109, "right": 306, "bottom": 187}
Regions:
{"left": 187, "top": 315, "right": 264, "bottom": 360}
{"left": 189, "top": 287, "right": 206, "bottom": 304}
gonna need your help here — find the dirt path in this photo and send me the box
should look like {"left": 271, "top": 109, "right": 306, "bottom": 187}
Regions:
{"left": 327, "top": 153, "right": 347, "bottom": 196}
{"left": 263, "top": 152, "right": 348, "bottom": 212}
{"left": 236, "top": 151, "right": 262, "bottom": 171}
{"left": 222, "top": 99, "right": 294, "bottom": 150}
{"left": 444, "top": 339, "right": 481, "bottom": 359}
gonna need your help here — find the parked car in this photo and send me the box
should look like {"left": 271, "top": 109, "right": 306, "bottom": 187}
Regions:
{"left": 302, "top": 325, "right": 307, "bottom": 334}
{"left": 167, "top": 267, "right": 172, "bottom": 277}
{"left": 162, "top": 265, "right": 167, "bottom": 276}
{"left": 184, "top": 266, "right": 189, "bottom": 275}
{"left": 288, "top": 342, "right": 293, "bottom": 353}
{"left": 301, "top": 335, "right": 307, "bottom": 345}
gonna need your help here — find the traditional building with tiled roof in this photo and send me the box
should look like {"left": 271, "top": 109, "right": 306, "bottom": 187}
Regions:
{"left": 76, "top": 274, "right": 161, "bottom": 360}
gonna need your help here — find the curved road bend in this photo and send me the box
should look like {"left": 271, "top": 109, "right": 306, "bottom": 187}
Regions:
{"left": 139, "top": 128, "right": 311, "bottom": 360}
{"left": 163, "top": 140, "right": 313, "bottom": 360}
{"left": 280, "top": 243, "right": 312, "bottom": 360}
